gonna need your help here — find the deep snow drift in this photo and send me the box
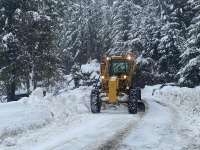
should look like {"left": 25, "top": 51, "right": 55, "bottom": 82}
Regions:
{"left": 150, "top": 85, "right": 200, "bottom": 150}
{"left": 0, "top": 86, "right": 92, "bottom": 147}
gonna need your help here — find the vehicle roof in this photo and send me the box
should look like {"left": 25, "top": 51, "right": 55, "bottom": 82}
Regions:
{"left": 110, "top": 56, "right": 135, "bottom": 61}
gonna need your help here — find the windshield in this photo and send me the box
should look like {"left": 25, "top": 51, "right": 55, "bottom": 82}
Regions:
{"left": 109, "top": 60, "right": 129, "bottom": 76}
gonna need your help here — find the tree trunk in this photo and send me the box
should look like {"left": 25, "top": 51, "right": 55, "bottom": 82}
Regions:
{"left": 32, "top": 65, "right": 37, "bottom": 90}
{"left": 6, "top": 81, "right": 16, "bottom": 102}
{"left": 26, "top": 79, "right": 31, "bottom": 95}
{"left": 33, "top": 79, "right": 37, "bottom": 90}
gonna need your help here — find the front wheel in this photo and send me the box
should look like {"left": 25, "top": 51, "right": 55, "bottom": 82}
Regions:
{"left": 90, "top": 89, "right": 101, "bottom": 113}
{"left": 128, "top": 89, "right": 138, "bottom": 114}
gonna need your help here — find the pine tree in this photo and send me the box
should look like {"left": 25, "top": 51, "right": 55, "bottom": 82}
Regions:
{"left": 100, "top": 3, "right": 112, "bottom": 54}
{"left": 60, "top": 0, "right": 88, "bottom": 71}
{"left": 0, "top": 0, "right": 23, "bottom": 101}
{"left": 157, "top": 0, "right": 186, "bottom": 82}
{"left": 178, "top": 0, "right": 200, "bottom": 87}
{"left": 109, "top": 0, "right": 135, "bottom": 55}
{"left": 0, "top": 0, "right": 61, "bottom": 100}
{"left": 61, "top": 0, "right": 104, "bottom": 73}
{"left": 86, "top": 0, "right": 104, "bottom": 60}
{"left": 133, "top": 0, "right": 162, "bottom": 85}
{"left": 139, "top": 0, "right": 161, "bottom": 60}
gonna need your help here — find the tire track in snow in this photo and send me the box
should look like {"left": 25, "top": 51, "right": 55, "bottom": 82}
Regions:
{"left": 96, "top": 102, "right": 147, "bottom": 150}
{"left": 96, "top": 122, "right": 135, "bottom": 150}
{"left": 0, "top": 102, "right": 147, "bottom": 150}
{"left": 118, "top": 98, "right": 172, "bottom": 150}
{"left": 118, "top": 96, "right": 195, "bottom": 150}
{"left": 155, "top": 99, "right": 200, "bottom": 150}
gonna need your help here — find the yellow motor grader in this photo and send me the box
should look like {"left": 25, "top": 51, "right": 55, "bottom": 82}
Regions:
{"left": 90, "top": 53, "right": 144, "bottom": 114}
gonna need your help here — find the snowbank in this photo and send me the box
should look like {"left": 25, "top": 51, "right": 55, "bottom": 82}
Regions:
{"left": 44, "top": 86, "right": 92, "bottom": 121}
{"left": 0, "top": 87, "right": 92, "bottom": 145}
{"left": 0, "top": 89, "right": 52, "bottom": 145}
{"left": 144, "top": 85, "right": 200, "bottom": 143}
{"left": 0, "top": 60, "right": 97, "bottom": 145}
{"left": 152, "top": 85, "right": 200, "bottom": 119}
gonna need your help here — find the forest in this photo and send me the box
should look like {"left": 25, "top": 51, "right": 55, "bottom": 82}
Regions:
{"left": 0, "top": 0, "right": 200, "bottom": 100}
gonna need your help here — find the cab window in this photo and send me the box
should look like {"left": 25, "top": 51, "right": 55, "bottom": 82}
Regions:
{"left": 109, "top": 60, "right": 129, "bottom": 76}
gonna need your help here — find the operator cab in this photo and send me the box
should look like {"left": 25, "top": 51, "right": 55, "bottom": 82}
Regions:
{"left": 100, "top": 54, "right": 135, "bottom": 81}
{"left": 109, "top": 60, "right": 130, "bottom": 76}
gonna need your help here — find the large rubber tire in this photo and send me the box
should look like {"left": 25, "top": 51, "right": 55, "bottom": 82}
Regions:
{"left": 90, "top": 89, "right": 101, "bottom": 113}
{"left": 128, "top": 89, "right": 138, "bottom": 114}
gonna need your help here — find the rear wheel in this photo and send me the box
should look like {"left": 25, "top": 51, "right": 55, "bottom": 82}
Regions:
{"left": 90, "top": 89, "right": 101, "bottom": 113}
{"left": 128, "top": 89, "right": 139, "bottom": 114}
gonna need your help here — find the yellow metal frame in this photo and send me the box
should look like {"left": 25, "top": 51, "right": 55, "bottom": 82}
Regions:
{"left": 108, "top": 77, "right": 118, "bottom": 103}
{"left": 100, "top": 53, "right": 137, "bottom": 104}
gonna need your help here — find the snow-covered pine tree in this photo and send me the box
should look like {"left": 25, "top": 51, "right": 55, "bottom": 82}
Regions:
{"left": 0, "top": 0, "right": 23, "bottom": 101}
{"left": 139, "top": 0, "right": 161, "bottom": 60}
{"left": 86, "top": 0, "right": 104, "bottom": 61}
{"left": 100, "top": 2, "right": 112, "bottom": 55}
{"left": 13, "top": 1, "right": 61, "bottom": 90}
{"left": 0, "top": 1, "right": 5, "bottom": 34}
{"left": 0, "top": 32, "right": 19, "bottom": 101}
{"left": 157, "top": 0, "right": 187, "bottom": 82}
{"left": 187, "top": 0, "right": 200, "bottom": 49}
{"left": 178, "top": 0, "right": 200, "bottom": 87}
{"left": 132, "top": 0, "right": 162, "bottom": 85}
{"left": 109, "top": 0, "right": 134, "bottom": 55}
{"left": 61, "top": 0, "right": 105, "bottom": 73}
{"left": 1, "top": 0, "right": 199, "bottom": 92}
{"left": 0, "top": 0, "right": 61, "bottom": 100}
{"left": 60, "top": 0, "right": 87, "bottom": 73}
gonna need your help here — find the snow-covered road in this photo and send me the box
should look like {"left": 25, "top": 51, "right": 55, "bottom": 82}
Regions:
{"left": 0, "top": 108, "right": 144, "bottom": 150}
{"left": 120, "top": 97, "right": 186, "bottom": 150}
{"left": 0, "top": 86, "right": 199, "bottom": 150}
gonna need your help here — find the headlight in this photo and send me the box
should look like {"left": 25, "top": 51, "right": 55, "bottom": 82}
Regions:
{"left": 101, "top": 75, "right": 105, "bottom": 79}
{"left": 123, "top": 75, "right": 127, "bottom": 79}
{"left": 106, "top": 57, "right": 111, "bottom": 61}
{"left": 127, "top": 55, "right": 132, "bottom": 60}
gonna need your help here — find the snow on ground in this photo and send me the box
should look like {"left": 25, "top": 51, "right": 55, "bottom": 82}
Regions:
{"left": 152, "top": 85, "right": 200, "bottom": 127}
{"left": 151, "top": 85, "right": 200, "bottom": 149}
{"left": 0, "top": 85, "right": 200, "bottom": 150}
{"left": 0, "top": 86, "right": 141, "bottom": 150}
{"left": 6, "top": 113, "right": 140, "bottom": 150}
{"left": 121, "top": 85, "right": 200, "bottom": 150}
{"left": 0, "top": 86, "right": 92, "bottom": 148}
{"left": 0, "top": 89, "right": 52, "bottom": 147}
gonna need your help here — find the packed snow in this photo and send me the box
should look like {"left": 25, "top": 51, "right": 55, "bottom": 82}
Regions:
{"left": 120, "top": 85, "right": 200, "bottom": 150}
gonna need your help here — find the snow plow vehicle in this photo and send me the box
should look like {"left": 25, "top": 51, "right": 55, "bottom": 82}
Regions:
{"left": 90, "top": 53, "right": 145, "bottom": 114}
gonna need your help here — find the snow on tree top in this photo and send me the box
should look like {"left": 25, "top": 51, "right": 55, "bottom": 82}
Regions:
{"left": 2, "top": 33, "right": 14, "bottom": 42}
{"left": 188, "top": 0, "right": 194, "bottom": 3}
{"left": 178, "top": 56, "right": 200, "bottom": 76}
{"left": 27, "top": 11, "right": 51, "bottom": 21}
{"left": 15, "top": 8, "right": 22, "bottom": 14}
{"left": 180, "top": 47, "right": 200, "bottom": 58}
